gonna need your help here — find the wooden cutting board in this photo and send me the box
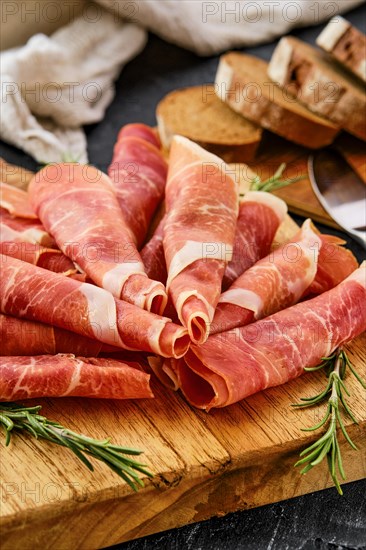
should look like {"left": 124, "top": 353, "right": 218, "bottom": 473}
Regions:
{"left": 248, "top": 133, "right": 366, "bottom": 229}
{"left": 1, "top": 217, "right": 365, "bottom": 550}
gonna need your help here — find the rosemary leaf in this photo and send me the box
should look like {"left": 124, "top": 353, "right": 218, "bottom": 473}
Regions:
{"left": 293, "top": 348, "right": 364, "bottom": 495}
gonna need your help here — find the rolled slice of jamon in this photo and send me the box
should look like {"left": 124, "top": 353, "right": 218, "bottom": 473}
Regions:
{"left": 0, "top": 354, "right": 154, "bottom": 401}
{"left": 222, "top": 191, "right": 287, "bottom": 290}
{"left": 0, "top": 313, "right": 108, "bottom": 356}
{"left": 0, "top": 182, "right": 37, "bottom": 218}
{"left": 140, "top": 216, "right": 168, "bottom": 284}
{"left": 28, "top": 163, "right": 167, "bottom": 314}
{"left": 211, "top": 219, "right": 322, "bottom": 334}
{"left": 164, "top": 136, "right": 238, "bottom": 344}
{"left": 108, "top": 123, "right": 167, "bottom": 247}
{"left": 175, "top": 262, "right": 366, "bottom": 410}
{"left": 0, "top": 241, "right": 77, "bottom": 275}
{"left": 0, "top": 255, "right": 190, "bottom": 359}
{"left": 0, "top": 208, "right": 55, "bottom": 247}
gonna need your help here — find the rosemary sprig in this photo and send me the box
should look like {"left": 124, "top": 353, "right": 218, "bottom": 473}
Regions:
{"left": 293, "top": 348, "right": 366, "bottom": 495}
{"left": 0, "top": 402, "right": 153, "bottom": 491}
{"left": 240, "top": 162, "right": 306, "bottom": 196}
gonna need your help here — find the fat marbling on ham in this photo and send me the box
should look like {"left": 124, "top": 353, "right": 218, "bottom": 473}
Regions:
{"left": 0, "top": 241, "right": 77, "bottom": 275}
{"left": 0, "top": 255, "right": 190, "bottom": 359}
{"left": 176, "top": 262, "right": 366, "bottom": 410}
{"left": 28, "top": 163, "right": 167, "bottom": 314}
{"left": 222, "top": 191, "right": 287, "bottom": 290}
{"left": 0, "top": 354, "right": 153, "bottom": 401}
{"left": 164, "top": 136, "right": 238, "bottom": 345}
{"left": 0, "top": 313, "right": 108, "bottom": 356}
{"left": 108, "top": 123, "right": 167, "bottom": 247}
{"left": 211, "top": 219, "right": 322, "bottom": 334}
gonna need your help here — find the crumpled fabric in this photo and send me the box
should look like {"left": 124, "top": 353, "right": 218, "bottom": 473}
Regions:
{"left": 0, "top": 11, "right": 146, "bottom": 163}
{"left": 97, "top": 0, "right": 363, "bottom": 55}
{"left": 1, "top": 0, "right": 363, "bottom": 163}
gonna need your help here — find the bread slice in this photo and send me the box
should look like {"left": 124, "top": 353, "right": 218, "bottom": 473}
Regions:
{"left": 156, "top": 85, "right": 262, "bottom": 162}
{"left": 215, "top": 52, "right": 339, "bottom": 149}
{"left": 268, "top": 36, "right": 366, "bottom": 141}
{"left": 317, "top": 17, "right": 366, "bottom": 83}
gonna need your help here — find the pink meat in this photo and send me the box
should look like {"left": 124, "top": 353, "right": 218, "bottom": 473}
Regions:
{"left": 211, "top": 219, "right": 321, "bottom": 334}
{"left": 28, "top": 163, "right": 167, "bottom": 314}
{"left": 164, "top": 137, "right": 238, "bottom": 344}
{"left": 117, "top": 123, "right": 161, "bottom": 149}
{"left": 108, "top": 124, "right": 167, "bottom": 247}
{"left": 0, "top": 354, "right": 154, "bottom": 400}
{"left": 140, "top": 216, "right": 167, "bottom": 284}
{"left": 0, "top": 313, "right": 106, "bottom": 356}
{"left": 0, "top": 255, "right": 190, "bottom": 359}
{"left": 222, "top": 191, "right": 287, "bottom": 290}
{"left": 176, "top": 263, "right": 366, "bottom": 410}
{"left": 0, "top": 182, "right": 37, "bottom": 218}
{"left": 304, "top": 233, "right": 358, "bottom": 296}
{"left": 0, "top": 241, "right": 77, "bottom": 275}
{"left": 0, "top": 208, "right": 55, "bottom": 247}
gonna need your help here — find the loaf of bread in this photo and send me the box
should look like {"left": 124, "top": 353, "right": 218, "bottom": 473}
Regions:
{"left": 268, "top": 36, "right": 366, "bottom": 141}
{"left": 156, "top": 85, "right": 262, "bottom": 162}
{"left": 317, "top": 17, "right": 366, "bottom": 83}
{"left": 215, "top": 52, "right": 339, "bottom": 149}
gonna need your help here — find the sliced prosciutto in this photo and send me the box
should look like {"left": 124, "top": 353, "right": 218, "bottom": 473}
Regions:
{"left": 0, "top": 241, "right": 77, "bottom": 275}
{"left": 176, "top": 262, "right": 366, "bottom": 410}
{"left": 211, "top": 219, "right": 321, "bottom": 334}
{"left": 108, "top": 123, "right": 167, "bottom": 247}
{"left": 0, "top": 314, "right": 107, "bottom": 356}
{"left": 0, "top": 208, "right": 55, "bottom": 247}
{"left": 0, "top": 354, "right": 153, "bottom": 401}
{"left": 164, "top": 136, "right": 238, "bottom": 344}
{"left": 0, "top": 182, "right": 36, "bottom": 218}
{"left": 222, "top": 191, "right": 287, "bottom": 290}
{"left": 305, "top": 233, "right": 358, "bottom": 296}
{"left": 140, "top": 216, "right": 167, "bottom": 284}
{"left": 0, "top": 255, "right": 190, "bottom": 359}
{"left": 29, "top": 163, "right": 167, "bottom": 314}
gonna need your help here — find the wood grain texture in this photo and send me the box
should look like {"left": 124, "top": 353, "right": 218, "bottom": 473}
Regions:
{"left": 1, "top": 215, "right": 365, "bottom": 550}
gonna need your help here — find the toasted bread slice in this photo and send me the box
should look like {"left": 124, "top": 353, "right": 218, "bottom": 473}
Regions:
{"left": 215, "top": 52, "right": 339, "bottom": 149}
{"left": 268, "top": 36, "right": 366, "bottom": 141}
{"left": 317, "top": 17, "right": 366, "bottom": 83}
{"left": 156, "top": 85, "right": 262, "bottom": 162}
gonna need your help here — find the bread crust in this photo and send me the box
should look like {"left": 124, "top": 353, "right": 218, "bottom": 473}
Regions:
{"left": 216, "top": 52, "right": 339, "bottom": 149}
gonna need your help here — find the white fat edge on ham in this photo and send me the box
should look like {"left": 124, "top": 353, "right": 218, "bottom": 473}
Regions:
{"left": 78, "top": 282, "right": 123, "bottom": 347}
{"left": 102, "top": 261, "right": 146, "bottom": 299}
{"left": 146, "top": 316, "right": 172, "bottom": 355}
{"left": 175, "top": 288, "right": 214, "bottom": 323}
{"left": 166, "top": 240, "right": 234, "bottom": 290}
{"left": 0, "top": 223, "right": 50, "bottom": 245}
{"left": 346, "top": 260, "right": 365, "bottom": 286}
{"left": 218, "top": 219, "right": 322, "bottom": 319}
{"left": 240, "top": 191, "right": 287, "bottom": 223}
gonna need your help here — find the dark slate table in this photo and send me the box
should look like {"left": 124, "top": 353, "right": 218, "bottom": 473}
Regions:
{"left": 1, "top": 4, "right": 365, "bottom": 549}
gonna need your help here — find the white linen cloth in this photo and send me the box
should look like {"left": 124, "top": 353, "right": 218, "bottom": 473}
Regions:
{"left": 0, "top": 0, "right": 363, "bottom": 163}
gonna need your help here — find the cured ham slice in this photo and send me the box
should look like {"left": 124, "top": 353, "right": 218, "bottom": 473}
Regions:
{"left": 211, "top": 219, "right": 321, "bottom": 334}
{"left": 29, "top": 163, "right": 167, "bottom": 314}
{"left": 164, "top": 136, "right": 238, "bottom": 344}
{"left": 108, "top": 123, "right": 167, "bottom": 247}
{"left": 222, "top": 191, "right": 287, "bottom": 290}
{"left": 0, "top": 182, "right": 36, "bottom": 218}
{"left": 0, "top": 255, "right": 190, "bottom": 359}
{"left": 176, "top": 262, "right": 366, "bottom": 410}
{"left": 0, "top": 208, "right": 55, "bottom": 247}
{"left": 117, "top": 123, "right": 161, "bottom": 149}
{"left": 0, "top": 355, "right": 153, "bottom": 401}
{"left": 305, "top": 233, "right": 358, "bottom": 296}
{"left": 140, "top": 216, "right": 167, "bottom": 284}
{"left": 0, "top": 242, "right": 77, "bottom": 275}
{"left": 0, "top": 314, "right": 105, "bottom": 356}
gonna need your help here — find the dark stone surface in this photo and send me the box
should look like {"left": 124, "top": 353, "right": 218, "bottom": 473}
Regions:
{"left": 1, "top": 4, "right": 365, "bottom": 549}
